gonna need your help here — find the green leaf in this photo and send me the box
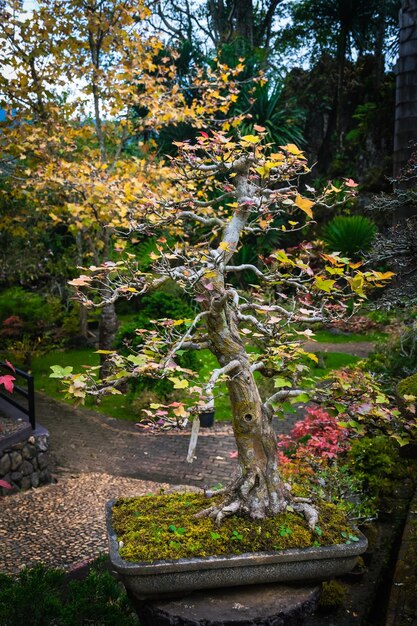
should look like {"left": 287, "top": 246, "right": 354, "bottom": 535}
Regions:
{"left": 49, "top": 365, "right": 73, "bottom": 378}
{"left": 127, "top": 354, "right": 147, "bottom": 367}
{"left": 290, "top": 393, "right": 310, "bottom": 404}
{"left": 274, "top": 377, "right": 291, "bottom": 388}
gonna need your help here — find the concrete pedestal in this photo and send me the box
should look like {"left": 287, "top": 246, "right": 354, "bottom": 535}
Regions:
{"left": 134, "top": 582, "right": 320, "bottom": 626}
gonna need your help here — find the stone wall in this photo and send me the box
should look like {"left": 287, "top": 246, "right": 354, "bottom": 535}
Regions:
{"left": 0, "top": 433, "right": 51, "bottom": 496}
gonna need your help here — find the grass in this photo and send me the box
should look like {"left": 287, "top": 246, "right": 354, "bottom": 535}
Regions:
{"left": 308, "top": 351, "right": 360, "bottom": 379}
{"left": 31, "top": 349, "right": 139, "bottom": 421}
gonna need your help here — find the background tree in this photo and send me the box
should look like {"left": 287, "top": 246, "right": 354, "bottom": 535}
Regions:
{"left": 393, "top": 0, "right": 417, "bottom": 194}
{"left": 278, "top": 0, "right": 399, "bottom": 179}
{"left": 0, "top": 0, "right": 243, "bottom": 374}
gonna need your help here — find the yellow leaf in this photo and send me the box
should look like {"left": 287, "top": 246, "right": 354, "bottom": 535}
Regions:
{"left": 173, "top": 404, "right": 188, "bottom": 418}
{"left": 280, "top": 144, "right": 304, "bottom": 157}
{"left": 294, "top": 195, "right": 314, "bottom": 218}
{"left": 347, "top": 274, "right": 366, "bottom": 297}
{"left": 315, "top": 277, "right": 336, "bottom": 292}
{"left": 240, "top": 134, "right": 260, "bottom": 145}
{"left": 374, "top": 271, "right": 395, "bottom": 280}
{"left": 168, "top": 377, "right": 189, "bottom": 389}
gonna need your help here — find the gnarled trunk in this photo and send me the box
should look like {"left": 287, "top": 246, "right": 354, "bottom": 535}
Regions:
{"left": 199, "top": 298, "right": 316, "bottom": 528}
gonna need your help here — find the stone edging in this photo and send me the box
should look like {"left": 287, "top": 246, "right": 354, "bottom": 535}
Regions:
{"left": 0, "top": 430, "right": 51, "bottom": 495}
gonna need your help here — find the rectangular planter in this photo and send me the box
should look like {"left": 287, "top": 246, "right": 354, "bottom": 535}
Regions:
{"left": 106, "top": 500, "right": 368, "bottom": 600}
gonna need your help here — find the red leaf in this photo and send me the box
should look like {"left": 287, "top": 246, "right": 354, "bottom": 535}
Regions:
{"left": 200, "top": 131, "right": 209, "bottom": 138}
{"left": 0, "top": 375, "right": 15, "bottom": 393}
{"left": 5, "top": 360, "right": 15, "bottom": 373}
{"left": 0, "top": 479, "right": 12, "bottom": 490}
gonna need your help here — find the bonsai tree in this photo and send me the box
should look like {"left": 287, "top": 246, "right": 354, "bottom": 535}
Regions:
{"left": 62, "top": 129, "right": 393, "bottom": 527}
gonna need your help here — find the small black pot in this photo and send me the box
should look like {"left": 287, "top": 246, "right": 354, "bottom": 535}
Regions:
{"left": 199, "top": 411, "right": 215, "bottom": 428}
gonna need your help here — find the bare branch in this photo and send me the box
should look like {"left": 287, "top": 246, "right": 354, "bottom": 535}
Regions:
{"left": 225, "top": 264, "right": 266, "bottom": 279}
{"left": 163, "top": 311, "right": 209, "bottom": 368}
{"left": 237, "top": 312, "right": 271, "bottom": 336}
{"left": 264, "top": 389, "right": 306, "bottom": 407}
{"left": 202, "top": 359, "right": 241, "bottom": 411}
{"left": 176, "top": 211, "right": 225, "bottom": 227}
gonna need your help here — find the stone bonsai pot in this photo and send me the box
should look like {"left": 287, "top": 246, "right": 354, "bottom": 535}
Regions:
{"left": 106, "top": 500, "right": 367, "bottom": 601}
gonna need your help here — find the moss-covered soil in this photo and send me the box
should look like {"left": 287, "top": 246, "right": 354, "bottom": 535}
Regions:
{"left": 112, "top": 493, "right": 357, "bottom": 564}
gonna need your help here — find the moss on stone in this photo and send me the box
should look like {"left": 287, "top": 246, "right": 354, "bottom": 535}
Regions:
{"left": 319, "top": 580, "right": 346, "bottom": 608}
{"left": 111, "top": 493, "right": 357, "bottom": 564}
{"left": 397, "top": 373, "right": 417, "bottom": 398}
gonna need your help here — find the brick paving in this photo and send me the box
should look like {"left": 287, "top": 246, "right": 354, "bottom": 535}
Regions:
{"left": 36, "top": 394, "right": 240, "bottom": 488}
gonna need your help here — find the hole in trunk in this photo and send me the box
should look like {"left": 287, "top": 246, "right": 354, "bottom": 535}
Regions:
{"left": 244, "top": 413, "right": 253, "bottom": 422}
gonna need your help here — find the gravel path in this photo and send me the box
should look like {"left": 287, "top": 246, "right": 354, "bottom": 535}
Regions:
{"left": 0, "top": 472, "right": 173, "bottom": 575}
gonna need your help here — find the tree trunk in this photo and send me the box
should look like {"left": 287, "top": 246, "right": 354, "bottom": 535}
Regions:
{"left": 234, "top": 0, "right": 254, "bottom": 48}
{"left": 75, "top": 232, "right": 88, "bottom": 339}
{"left": 198, "top": 294, "right": 316, "bottom": 528}
{"left": 394, "top": 0, "right": 417, "bottom": 189}
{"left": 79, "top": 304, "right": 88, "bottom": 339}
{"left": 205, "top": 306, "right": 288, "bottom": 520}
{"left": 98, "top": 302, "right": 118, "bottom": 378}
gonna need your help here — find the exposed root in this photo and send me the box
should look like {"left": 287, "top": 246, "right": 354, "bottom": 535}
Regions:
{"left": 292, "top": 501, "right": 319, "bottom": 531}
{"left": 195, "top": 472, "right": 319, "bottom": 530}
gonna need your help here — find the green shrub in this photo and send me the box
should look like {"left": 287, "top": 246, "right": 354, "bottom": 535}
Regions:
{"left": 116, "top": 285, "right": 198, "bottom": 400}
{"left": 0, "top": 561, "right": 139, "bottom": 626}
{"left": 0, "top": 564, "right": 65, "bottom": 626}
{"left": 397, "top": 373, "right": 417, "bottom": 398}
{"left": 346, "top": 436, "right": 411, "bottom": 509}
{"left": 62, "top": 567, "right": 138, "bottom": 625}
{"left": 116, "top": 285, "right": 195, "bottom": 351}
{"left": 366, "top": 321, "right": 417, "bottom": 383}
{"left": 0, "top": 287, "right": 61, "bottom": 326}
{"left": 321, "top": 215, "right": 377, "bottom": 258}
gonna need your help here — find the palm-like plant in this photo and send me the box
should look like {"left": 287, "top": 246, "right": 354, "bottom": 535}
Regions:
{"left": 237, "top": 81, "right": 306, "bottom": 148}
{"left": 321, "top": 215, "right": 377, "bottom": 258}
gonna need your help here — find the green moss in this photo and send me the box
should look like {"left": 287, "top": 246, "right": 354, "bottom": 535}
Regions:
{"left": 319, "top": 580, "right": 346, "bottom": 608}
{"left": 397, "top": 373, "right": 417, "bottom": 398}
{"left": 112, "top": 493, "right": 357, "bottom": 564}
